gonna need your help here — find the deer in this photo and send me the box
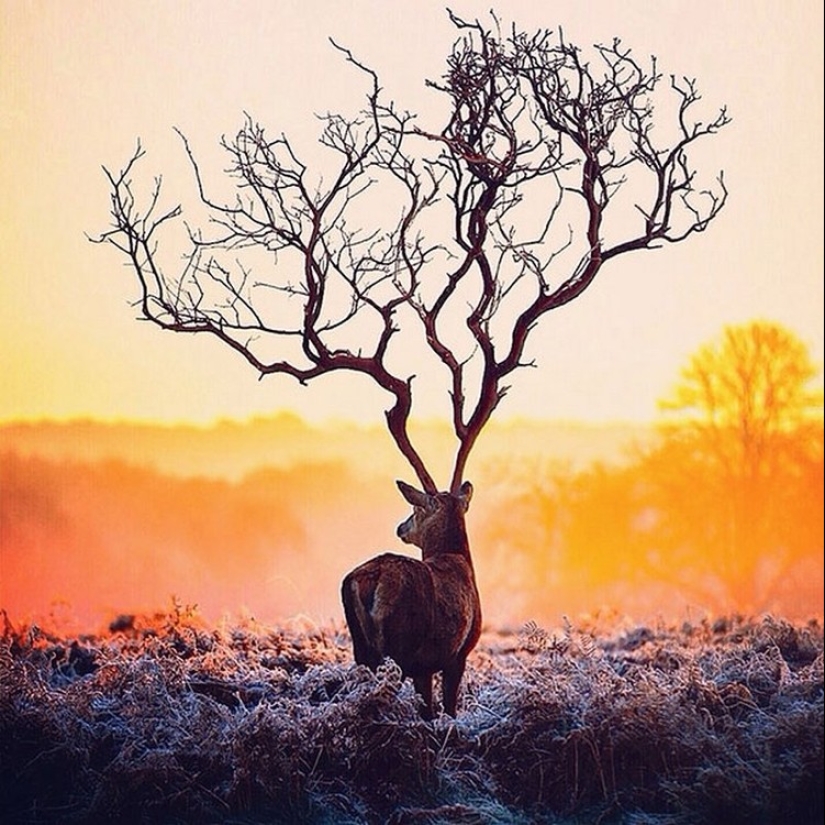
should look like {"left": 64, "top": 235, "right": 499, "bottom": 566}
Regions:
{"left": 98, "top": 10, "right": 728, "bottom": 718}
{"left": 341, "top": 479, "right": 481, "bottom": 719}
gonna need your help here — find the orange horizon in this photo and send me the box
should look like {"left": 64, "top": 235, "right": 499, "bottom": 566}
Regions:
{"left": 3, "top": 415, "right": 822, "bottom": 632}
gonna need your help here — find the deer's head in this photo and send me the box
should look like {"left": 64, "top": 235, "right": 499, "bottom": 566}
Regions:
{"left": 395, "top": 479, "right": 473, "bottom": 559}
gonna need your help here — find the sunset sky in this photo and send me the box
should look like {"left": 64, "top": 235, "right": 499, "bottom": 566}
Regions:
{"left": 2, "top": 0, "right": 823, "bottom": 427}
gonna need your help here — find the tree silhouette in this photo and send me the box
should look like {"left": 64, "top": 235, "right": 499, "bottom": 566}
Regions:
{"left": 643, "top": 321, "right": 823, "bottom": 611}
{"left": 94, "top": 11, "right": 729, "bottom": 494}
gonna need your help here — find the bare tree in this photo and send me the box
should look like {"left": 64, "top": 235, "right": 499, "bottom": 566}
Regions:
{"left": 94, "top": 11, "right": 729, "bottom": 494}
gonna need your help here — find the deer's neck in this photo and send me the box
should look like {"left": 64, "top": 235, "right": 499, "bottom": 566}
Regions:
{"left": 422, "top": 521, "right": 471, "bottom": 562}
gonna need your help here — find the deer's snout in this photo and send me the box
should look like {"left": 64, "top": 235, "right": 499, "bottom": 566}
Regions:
{"left": 397, "top": 516, "right": 414, "bottom": 543}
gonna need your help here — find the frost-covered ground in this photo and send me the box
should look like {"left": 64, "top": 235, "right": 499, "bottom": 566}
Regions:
{"left": 1, "top": 610, "right": 822, "bottom": 824}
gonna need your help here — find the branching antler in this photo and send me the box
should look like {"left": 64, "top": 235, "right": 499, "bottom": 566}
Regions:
{"left": 93, "top": 12, "right": 729, "bottom": 494}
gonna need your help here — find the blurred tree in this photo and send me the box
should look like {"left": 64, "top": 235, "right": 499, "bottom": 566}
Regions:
{"left": 478, "top": 458, "right": 574, "bottom": 616}
{"left": 477, "top": 323, "right": 822, "bottom": 619}
{"left": 643, "top": 321, "right": 823, "bottom": 612}
{"left": 478, "top": 456, "right": 654, "bottom": 618}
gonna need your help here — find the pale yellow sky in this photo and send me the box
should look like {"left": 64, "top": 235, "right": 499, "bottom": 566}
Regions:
{"left": 1, "top": 0, "right": 823, "bottom": 425}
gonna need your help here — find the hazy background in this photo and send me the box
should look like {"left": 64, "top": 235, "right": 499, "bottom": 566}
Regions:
{"left": 2, "top": 411, "right": 821, "bottom": 630}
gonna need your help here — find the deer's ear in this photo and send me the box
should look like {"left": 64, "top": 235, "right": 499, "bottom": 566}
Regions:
{"left": 397, "top": 480, "right": 428, "bottom": 507}
{"left": 458, "top": 480, "right": 473, "bottom": 511}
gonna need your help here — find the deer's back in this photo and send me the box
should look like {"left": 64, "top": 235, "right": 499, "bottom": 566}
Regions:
{"left": 344, "top": 551, "right": 480, "bottom": 676}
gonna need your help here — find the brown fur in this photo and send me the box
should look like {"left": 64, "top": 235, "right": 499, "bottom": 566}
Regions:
{"left": 341, "top": 480, "right": 481, "bottom": 718}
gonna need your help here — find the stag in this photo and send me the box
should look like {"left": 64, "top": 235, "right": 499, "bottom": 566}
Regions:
{"left": 95, "top": 13, "right": 727, "bottom": 716}
{"left": 342, "top": 480, "right": 480, "bottom": 718}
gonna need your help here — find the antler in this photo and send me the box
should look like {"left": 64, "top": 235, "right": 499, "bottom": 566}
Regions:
{"left": 413, "top": 14, "right": 728, "bottom": 492}
{"left": 93, "top": 13, "right": 728, "bottom": 497}
{"left": 94, "top": 52, "right": 441, "bottom": 493}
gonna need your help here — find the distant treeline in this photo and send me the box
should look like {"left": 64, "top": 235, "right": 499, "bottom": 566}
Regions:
{"left": 1, "top": 414, "right": 822, "bottom": 630}
{"left": 0, "top": 415, "right": 650, "bottom": 481}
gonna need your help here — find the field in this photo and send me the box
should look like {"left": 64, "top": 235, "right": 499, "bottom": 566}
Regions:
{"left": 1, "top": 609, "right": 822, "bottom": 825}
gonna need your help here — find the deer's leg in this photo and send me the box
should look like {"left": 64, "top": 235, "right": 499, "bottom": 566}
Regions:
{"left": 442, "top": 658, "right": 466, "bottom": 718}
{"left": 350, "top": 631, "right": 381, "bottom": 669}
{"left": 413, "top": 674, "right": 434, "bottom": 721}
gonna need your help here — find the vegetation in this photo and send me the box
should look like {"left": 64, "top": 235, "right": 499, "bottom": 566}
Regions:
{"left": 2, "top": 323, "right": 819, "bottom": 818}
{"left": 1, "top": 608, "right": 821, "bottom": 824}
{"left": 653, "top": 321, "right": 824, "bottom": 608}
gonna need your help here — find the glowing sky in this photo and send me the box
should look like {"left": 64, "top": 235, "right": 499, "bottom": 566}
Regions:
{"left": 2, "top": 0, "right": 822, "bottom": 425}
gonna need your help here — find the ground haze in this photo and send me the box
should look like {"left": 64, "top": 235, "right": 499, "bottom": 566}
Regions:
{"left": 1, "top": 415, "right": 821, "bottom": 631}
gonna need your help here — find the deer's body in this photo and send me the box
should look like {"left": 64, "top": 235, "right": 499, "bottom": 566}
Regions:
{"left": 341, "top": 480, "right": 481, "bottom": 718}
